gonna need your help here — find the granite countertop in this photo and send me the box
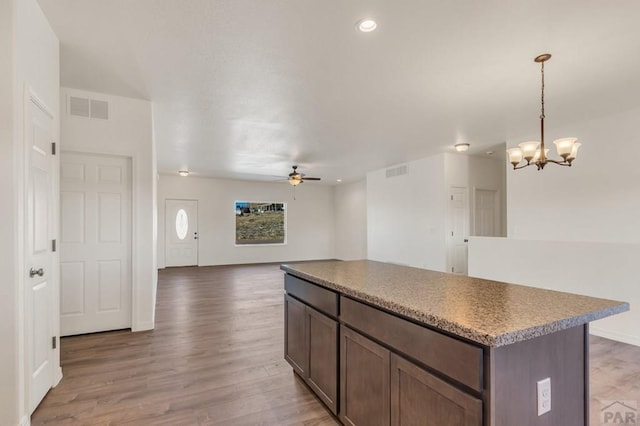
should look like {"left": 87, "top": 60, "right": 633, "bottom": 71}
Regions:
{"left": 280, "top": 260, "right": 629, "bottom": 347}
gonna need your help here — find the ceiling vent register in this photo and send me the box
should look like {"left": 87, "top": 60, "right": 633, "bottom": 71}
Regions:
{"left": 386, "top": 165, "right": 408, "bottom": 178}
{"left": 69, "top": 96, "right": 109, "bottom": 120}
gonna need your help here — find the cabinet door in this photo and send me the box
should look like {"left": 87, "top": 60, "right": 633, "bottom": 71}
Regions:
{"left": 340, "top": 327, "right": 390, "bottom": 426}
{"left": 307, "top": 306, "right": 338, "bottom": 415}
{"left": 390, "top": 354, "right": 482, "bottom": 426}
{"left": 284, "top": 294, "right": 308, "bottom": 376}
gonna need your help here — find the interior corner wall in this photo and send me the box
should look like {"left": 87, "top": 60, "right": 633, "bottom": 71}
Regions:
{"left": 367, "top": 155, "right": 447, "bottom": 271}
{"left": 60, "top": 87, "right": 157, "bottom": 332}
{"left": 157, "top": 175, "right": 335, "bottom": 267}
{"left": 333, "top": 180, "right": 367, "bottom": 260}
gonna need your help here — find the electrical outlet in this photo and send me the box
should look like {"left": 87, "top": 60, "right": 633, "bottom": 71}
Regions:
{"left": 537, "top": 378, "right": 551, "bottom": 416}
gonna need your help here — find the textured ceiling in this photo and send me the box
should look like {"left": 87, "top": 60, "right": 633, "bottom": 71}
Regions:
{"left": 38, "top": 0, "right": 640, "bottom": 184}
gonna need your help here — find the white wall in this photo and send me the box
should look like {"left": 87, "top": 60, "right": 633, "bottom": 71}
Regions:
{"left": 1, "top": 0, "right": 60, "bottom": 423}
{"left": 469, "top": 238, "right": 639, "bottom": 346}
{"left": 367, "top": 155, "right": 447, "bottom": 270}
{"left": 507, "top": 107, "right": 640, "bottom": 243}
{"left": 468, "top": 106, "right": 640, "bottom": 346}
{"left": 157, "top": 175, "right": 335, "bottom": 267}
{"left": 0, "top": 1, "right": 18, "bottom": 421}
{"left": 61, "top": 87, "right": 157, "bottom": 331}
{"left": 334, "top": 180, "right": 367, "bottom": 260}
{"left": 366, "top": 153, "right": 506, "bottom": 271}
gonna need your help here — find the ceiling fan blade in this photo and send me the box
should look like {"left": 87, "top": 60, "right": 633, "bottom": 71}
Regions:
{"left": 302, "top": 177, "right": 321, "bottom": 181}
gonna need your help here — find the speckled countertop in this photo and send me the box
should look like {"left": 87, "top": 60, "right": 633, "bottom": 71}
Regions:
{"left": 280, "top": 260, "right": 629, "bottom": 347}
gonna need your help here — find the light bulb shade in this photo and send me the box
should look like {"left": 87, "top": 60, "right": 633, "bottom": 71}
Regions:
{"left": 567, "top": 142, "right": 581, "bottom": 161}
{"left": 553, "top": 137, "right": 578, "bottom": 159}
{"left": 289, "top": 177, "right": 302, "bottom": 186}
{"left": 518, "top": 141, "right": 541, "bottom": 161}
{"left": 532, "top": 148, "right": 550, "bottom": 163}
{"left": 506, "top": 147, "right": 523, "bottom": 165}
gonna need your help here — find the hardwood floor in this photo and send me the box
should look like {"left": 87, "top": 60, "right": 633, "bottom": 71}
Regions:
{"left": 32, "top": 264, "right": 639, "bottom": 425}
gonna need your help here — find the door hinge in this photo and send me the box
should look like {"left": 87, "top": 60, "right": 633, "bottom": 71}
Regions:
{"left": 451, "top": 267, "right": 454, "bottom": 273}
{"left": 451, "top": 195, "right": 453, "bottom": 201}
{"left": 52, "top": 336, "right": 57, "bottom": 349}
{"left": 51, "top": 142, "right": 56, "bottom": 155}
{"left": 451, "top": 231, "right": 454, "bottom": 237}
{"left": 52, "top": 239, "right": 57, "bottom": 252}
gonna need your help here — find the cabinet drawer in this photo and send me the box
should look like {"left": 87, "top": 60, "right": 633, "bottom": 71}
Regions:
{"left": 341, "top": 297, "right": 483, "bottom": 392}
{"left": 285, "top": 274, "right": 338, "bottom": 317}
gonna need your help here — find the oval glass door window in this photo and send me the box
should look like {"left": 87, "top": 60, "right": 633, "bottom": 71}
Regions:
{"left": 175, "top": 209, "right": 189, "bottom": 240}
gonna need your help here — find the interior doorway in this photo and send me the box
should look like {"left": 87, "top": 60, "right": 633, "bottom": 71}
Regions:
{"left": 447, "top": 186, "right": 469, "bottom": 275}
{"left": 165, "top": 199, "right": 199, "bottom": 267}
{"left": 473, "top": 188, "right": 501, "bottom": 237}
{"left": 59, "top": 152, "right": 132, "bottom": 336}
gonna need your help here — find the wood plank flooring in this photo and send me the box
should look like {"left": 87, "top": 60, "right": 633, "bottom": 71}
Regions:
{"left": 32, "top": 264, "right": 640, "bottom": 425}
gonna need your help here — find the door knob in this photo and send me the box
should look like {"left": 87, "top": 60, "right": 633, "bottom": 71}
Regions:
{"left": 464, "top": 239, "right": 469, "bottom": 243}
{"left": 30, "top": 268, "right": 44, "bottom": 278}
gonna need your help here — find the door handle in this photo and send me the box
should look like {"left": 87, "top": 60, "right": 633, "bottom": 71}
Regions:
{"left": 30, "top": 267, "right": 44, "bottom": 278}
{"left": 464, "top": 239, "right": 469, "bottom": 243}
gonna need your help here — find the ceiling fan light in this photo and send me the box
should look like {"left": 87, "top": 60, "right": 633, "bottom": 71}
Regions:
{"left": 289, "top": 177, "right": 302, "bottom": 186}
{"left": 518, "top": 141, "right": 541, "bottom": 162}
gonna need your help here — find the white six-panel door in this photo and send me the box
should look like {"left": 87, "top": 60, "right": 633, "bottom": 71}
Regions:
{"left": 26, "top": 94, "right": 55, "bottom": 413}
{"left": 165, "top": 199, "right": 199, "bottom": 267}
{"left": 60, "top": 152, "right": 132, "bottom": 336}
{"left": 448, "top": 187, "right": 469, "bottom": 275}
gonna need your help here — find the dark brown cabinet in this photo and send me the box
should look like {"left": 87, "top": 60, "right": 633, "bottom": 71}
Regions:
{"left": 390, "top": 354, "right": 482, "bottom": 426}
{"left": 284, "top": 293, "right": 339, "bottom": 415}
{"left": 307, "top": 307, "right": 338, "bottom": 412}
{"left": 340, "top": 326, "right": 390, "bottom": 426}
{"left": 284, "top": 294, "right": 307, "bottom": 376}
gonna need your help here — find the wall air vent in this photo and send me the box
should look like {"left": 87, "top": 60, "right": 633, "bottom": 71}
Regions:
{"left": 68, "top": 96, "right": 109, "bottom": 120}
{"left": 385, "top": 165, "right": 408, "bottom": 178}
{"left": 90, "top": 99, "right": 109, "bottom": 120}
{"left": 69, "top": 96, "right": 90, "bottom": 117}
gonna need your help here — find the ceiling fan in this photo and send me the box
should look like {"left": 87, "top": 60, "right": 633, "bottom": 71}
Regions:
{"left": 287, "top": 165, "right": 321, "bottom": 186}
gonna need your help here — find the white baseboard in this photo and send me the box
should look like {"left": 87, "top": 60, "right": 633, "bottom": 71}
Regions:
{"left": 53, "top": 366, "right": 63, "bottom": 386}
{"left": 590, "top": 327, "right": 640, "bottom": 347}
{"left": 132, "top": 321, "right": 154, "bottom": 332}
{"left": 20, "top": 415, "right": 31, "bottom": 426}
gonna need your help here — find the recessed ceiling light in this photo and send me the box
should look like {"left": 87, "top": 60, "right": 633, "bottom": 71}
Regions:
{"left": 454, "top": 143, "right": 470, "bottom": 152}
{"left": 178, "top": 170, "right": 189, "bottom": 177}
{"left": 486, "top": 151, "right": 494, "bottom": 156}
{"left": 336, "top": 179, "right": 342, "bottom": 183}
{"left": 356, "top": 19, "right": 377, "bottom": 33}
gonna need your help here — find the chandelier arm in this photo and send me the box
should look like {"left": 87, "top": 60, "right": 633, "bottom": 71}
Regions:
{"left": 512, "top": 162, "right": 534, "bottom": 170}
{"left": 544, "top": 158, "right": 572, "bottom": 167}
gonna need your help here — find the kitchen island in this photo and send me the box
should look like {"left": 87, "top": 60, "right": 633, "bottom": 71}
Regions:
{"left": 281, "top": 260, "right": 628, "bottom": 426}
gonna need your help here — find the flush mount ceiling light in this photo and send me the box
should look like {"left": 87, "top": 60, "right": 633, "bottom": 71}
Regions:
{"left": 178, "top": 170, "right": 189, "bottom": 177}
{"left": 506, "top": 54, "right": 581, "bottom": 170}
{"left": 454, "top": 143, "right": 470, "bottom": 152}
{"left": 356, "top": 19, "right": 377, "bottom": 32}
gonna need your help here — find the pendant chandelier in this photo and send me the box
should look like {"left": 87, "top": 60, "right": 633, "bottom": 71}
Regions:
{"left": 506, "top": 54, "right": 580, "bottom": 170}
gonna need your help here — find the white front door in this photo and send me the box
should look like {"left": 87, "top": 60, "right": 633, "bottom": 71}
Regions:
{"left": 448, "top": 187, "right": 468, "bottom": 275}
{"left": 60, "top": 152, "right": 132, "bottom": 336}
{"left": 25, "top": 94, "right": 55, "bottom": 413}
{"left": 165, "top": 199, "right": 198, "bottom": 267}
